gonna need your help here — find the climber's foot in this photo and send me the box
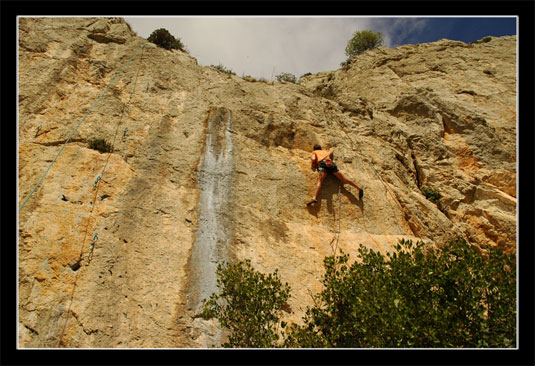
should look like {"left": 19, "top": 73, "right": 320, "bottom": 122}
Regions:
{"left": 307, "top": 199, "right": 318, "bottom": 206}
{"left": 359, "top": 189, "right": 364, "bottom": 200}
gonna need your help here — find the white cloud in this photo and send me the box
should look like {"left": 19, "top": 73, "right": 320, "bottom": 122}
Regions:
{"left": 124, "top": 16, "right": 375, "bottom": 80}
{"left": 120, "top": 17, "right": 514, "bottom": 80}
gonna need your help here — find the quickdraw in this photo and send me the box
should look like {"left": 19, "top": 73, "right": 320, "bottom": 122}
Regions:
{"left": 88, "top": 233, "right": 98, "bottom": 263}
{"left": 94, "top": 174, "right": 102, "bottom": 187}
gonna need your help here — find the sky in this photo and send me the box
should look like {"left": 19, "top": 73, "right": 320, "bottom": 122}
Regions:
{"left": 123, "top": 16, "right": 517, "bottom": 81}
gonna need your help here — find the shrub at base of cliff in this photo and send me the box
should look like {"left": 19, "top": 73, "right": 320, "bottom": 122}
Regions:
{"left": 201, "top": 260, "right": 291, "bottom": 348}
{"left": 284, "top": 239, "right": 516, "bottom": 348}
{"left": 204, "top": 239, "right": 516, "bottom": 348}
{"left": 147, "top": 28, "right": 185, "bottom": 51}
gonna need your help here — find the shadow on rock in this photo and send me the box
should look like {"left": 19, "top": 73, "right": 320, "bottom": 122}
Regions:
{"left": 306, "top": 174, "right": 362, "bottom": 216}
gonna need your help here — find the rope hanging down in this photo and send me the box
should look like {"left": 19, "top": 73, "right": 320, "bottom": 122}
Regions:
{"left": 19, "top": 43, "right": 147, "bottom": 211}
{"left": 56, "top": 44, "right": 146, "bottom": 347}
{"left": 76, "top": 42, "right": 145, "bottom": 268}
{"left": 335, "top": 119, "right": 406, "bottom": 235}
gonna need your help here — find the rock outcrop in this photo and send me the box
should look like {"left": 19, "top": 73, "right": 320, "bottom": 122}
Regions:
{"left": 18, "top": 17, "right": 516, "bottom": 348}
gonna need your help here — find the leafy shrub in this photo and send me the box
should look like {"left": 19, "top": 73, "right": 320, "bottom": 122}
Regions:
{"left": 211, "top": 63, "right": 236, "bottom": 76}
{"left": 284, "top": 239, "right": 516, "bottom": 348}
{"left": 147, "top": 28, "right": 185, "bottom": 51}
{"left": 345, "top": 30, "right": 384, "bottom": 59}
{"left": 275, "top": 72, "right": 297, "bottom": 83}
{"left": 473, "top": 36, "right": 492, "bottom": 44}
{"left": 243, "top": 75, "right": 256, "bottom": 82}
{"left": 204, "top": 239, "right": 516, "bottom": 348}
{"left": 201, "top": 260, "right": 290, "bottom": 348}
{"left": 421, "top": 186, "right": 442, "bottom": 203}
{"left": 88, "top": 138, "right": 112, "bottom": 153}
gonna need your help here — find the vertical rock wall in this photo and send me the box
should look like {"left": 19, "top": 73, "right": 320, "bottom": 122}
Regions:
{"left": 18, "top": 17, "right": 516, "bottom": 348}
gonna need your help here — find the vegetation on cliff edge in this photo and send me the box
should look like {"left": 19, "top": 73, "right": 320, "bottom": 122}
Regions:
{"left": 147, "top": 28, "right": 185, "bottom": 51}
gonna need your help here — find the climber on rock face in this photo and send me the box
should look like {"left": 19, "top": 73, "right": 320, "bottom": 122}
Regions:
{"left": 307, "top": 144, "right": 363, "bottom": 206}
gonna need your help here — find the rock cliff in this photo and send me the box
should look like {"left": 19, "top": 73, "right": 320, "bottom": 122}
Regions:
{"left": 18, "top": 17, "right": 516, "bottom": 348}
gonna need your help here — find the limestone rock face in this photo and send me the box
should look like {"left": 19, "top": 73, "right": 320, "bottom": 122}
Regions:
{"left": 18, "top": 18, "right": 516, "bottom": 348}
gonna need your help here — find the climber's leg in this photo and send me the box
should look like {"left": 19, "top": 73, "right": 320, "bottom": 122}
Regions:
{"left": 333, "top": 171, "right": 360, "bottom": 191}
{"left": 308, "top": 171, "right": 327, "bottom": 205}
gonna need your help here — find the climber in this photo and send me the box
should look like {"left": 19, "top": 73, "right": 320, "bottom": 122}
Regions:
{"left": 307, "top": 144, "right": 363, "bottom": 206}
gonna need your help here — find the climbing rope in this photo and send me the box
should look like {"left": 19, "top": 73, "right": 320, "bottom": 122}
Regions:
{"left": 328, "top": 184, "right": 342, "bottom": 255}
{"left": 99, "top": 44, "right": 145, "bottom": 179}
{"left": 54, "top": 43, "right": 147, "bottom": 347}
{"left": 19, "top": 17, "right": 39, "bottom": 39}
{"left": 320, "top": 184, "right": 342, "bottom": 256}
{"left": 76, "top": 42, "right": 145, "bottom": 267}
{"left": 336, "top": 118, "right": 407, "bottom": 235}
{"left": 93, "top": 175, "right": 102, "bottom": 187}
{"left": 19, "top": 43, "right": 147, "bottom": 211}
{"left": 87, "top": 233, "right": 98, "bottom": 264}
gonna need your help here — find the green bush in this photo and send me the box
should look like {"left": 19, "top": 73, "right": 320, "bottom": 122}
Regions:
{"left": 275, "top": 72, "right": 297, "bottom": 83}
{"left": 147, "top": 28, "right": 185, "bottom": 51}
{"left": 284, "top": 239, "right": 516, "bottom": 348}
{"left": 421, "top": 186, "right": 442, "bottom": 203}
{"left": 201, "top": 260, "right": 290, "bottom": 348}
{"left": 473, "top": 36, "right": 492, "bottom": 44}
{"left": 204, "top": 239, "right": 516, "bottom": 348}
{"left": 345, "top": 30, "right": 384, "bottom": 59}
{"left": 88, "top": 138, "right": 112, "bottom": 153}
{"left": 242, "top": 75, "right": 256, "bottom": 82}
{"left": 211, "top": 63, "right": 236, "bottom": 76}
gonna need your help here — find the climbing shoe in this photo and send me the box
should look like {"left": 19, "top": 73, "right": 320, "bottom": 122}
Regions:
{"left": 307, "top": 199, "right": 318, "bottom": 206}
{"left": 359, "top": 189, "right": 364, "bottom": 199}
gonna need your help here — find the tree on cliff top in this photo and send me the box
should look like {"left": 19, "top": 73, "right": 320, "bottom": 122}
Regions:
{"left": 147, "top": 28, "right": 185, "bottom": 51}
{"left": 345, "top": 30, "right": 384, "bottom": 58}
{"left": 203, "top": 238, "right": 516, "bottom": 348}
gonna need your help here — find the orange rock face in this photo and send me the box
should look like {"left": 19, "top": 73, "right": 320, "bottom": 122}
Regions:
{"left": 18, "top": 18, "right": 516, "bottom": 348}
